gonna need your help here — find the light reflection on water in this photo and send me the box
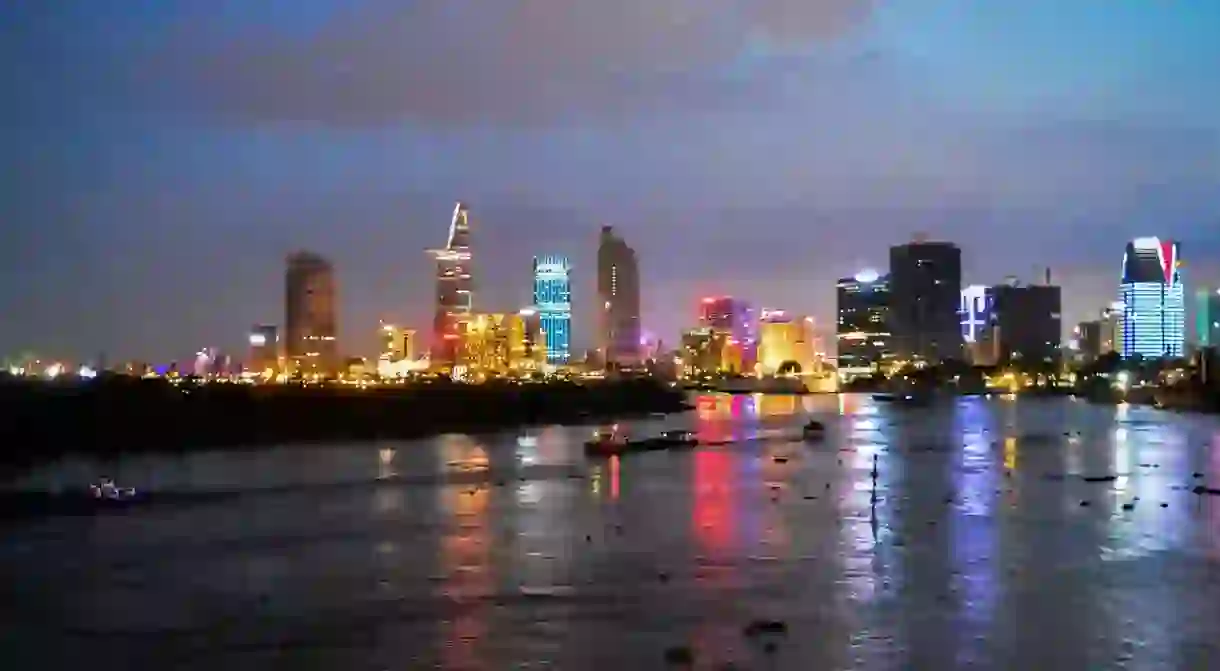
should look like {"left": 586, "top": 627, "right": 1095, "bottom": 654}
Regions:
{"left": 4, "top": 394, "right": 1220, "bottom": 669}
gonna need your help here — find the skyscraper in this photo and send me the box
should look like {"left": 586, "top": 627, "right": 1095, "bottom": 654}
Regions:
{"left": 698, "top": 296, "right": 756, "bottom": 372}
{"left": 1119, "top": 237, "right": 1184, "bottom": 359}
{"left": 989, "top": 283, "right": 1062, "bottom": 366}
{"left": 1075, "top": 321, "right": 1103, "bottom": 362}
{"left": 284, "top": 251, "right": 337, "bottom": 376}
{"left": 1195, "top": 288, "right": 1220, "bottom": 347}
{"left": 888, "top": 239, "right": 963, "bottom": 364}
{"left": 597, "top": 225, "right": 641, "bottom": 367}
{"left": 379, "top": 323, "right": 414, "bottom": 362}
{"left": 836, "top": 270, "right": 893, "bottom": 377}
{"left": 428, "top": 202, "right": 474, "bottom": 366}
{"left": 533, "top": 255, "right": 572, "bottom": 364}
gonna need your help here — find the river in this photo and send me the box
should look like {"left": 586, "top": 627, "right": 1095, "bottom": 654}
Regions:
{"left": 3, "top": 394, "right": 1220, "bottom": 669}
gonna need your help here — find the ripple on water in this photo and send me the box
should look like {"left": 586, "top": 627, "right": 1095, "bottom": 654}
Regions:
{"left": 4, "top": 395, "right": 1220, "bottom": 669}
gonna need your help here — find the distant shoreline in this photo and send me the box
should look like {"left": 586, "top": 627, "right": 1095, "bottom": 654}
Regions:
{"left": 0, "top": 377, "right": 690, "bottom": 473}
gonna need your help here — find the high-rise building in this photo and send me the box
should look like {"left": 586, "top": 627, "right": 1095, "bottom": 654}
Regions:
{"left": 960, "top": 285, "right": 994, "bottom": 344}
{"left": 463, "top": 313, "right": 530, "bottom": 373}
{"left": 1196, "top": 288, "right": 1220, "bottom": 347}
{"left": 680, "top": 327, "right": 724, "bottom": 377}
{"left": 836, "top": 270, "right": 893, "bottom": 377}
{"left": 533, "top": 255, "right": 572, "bottom": 364}
{"left": 517, "top": 308, "right": 548, "bottom": 369}
{"left": 284, "top": 251, "right": 338, "bottom": 376}
{"left": 597, "top": 226, "right": 641, "bottom": 367}
{"left": 248, "top": 324, "right": 279, "bottom": 375}
{"left": 960, "top": 285, "right": 997, "bottom": 365}
{"left": 888, "top": 239, "right": 963, "bottom": 363}
{"left": 1100, "top": 302, "right": 1123, "bottom": 354}
{"left": 1075, "top": 320, "right": 1103, "bottom": 362}
{"left": 698, "top": 296, "right": 757, "bottom": 371}
{"left": 379, "top": 323, "right": 414, "bottom": 362}
{"left": 989, "top": 283, "right": 1062, "bottom": 366}
{"left": 1118, "top": 237, "right": 1184, "bottom": 359}
{"left": 758, "top": 310, "right": 816, "bottom": 375}
{"left": 428, "top": 202, "right": 474, "bottom": 366}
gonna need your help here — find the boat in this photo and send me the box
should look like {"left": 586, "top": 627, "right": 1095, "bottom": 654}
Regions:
{"left": 633, "top": 430, "right": 698, "bottom": 450}
{"left": 713, "top": 376, "right": 808, "bottom": 394}
{"left": 874, "top": 392, "right": 933, "bottom": 407}
{"left": 88, "top": 478, "right": 144, "bottom": 507}
{"left": 90, "top": 477, "right": 138, "bottom": 501}
{"left": 584, "top": 428, "right": 698, "bottom": 456}
{"left": 584, "top": 427, "right": 631, "bottom": 456}
{"left": 802, "top": 421, "right": 827, "bottom": 441}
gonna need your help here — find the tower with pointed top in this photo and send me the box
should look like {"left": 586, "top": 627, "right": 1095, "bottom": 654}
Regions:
{"left": 428, "top": 202, "right": 474, "bottom": 366}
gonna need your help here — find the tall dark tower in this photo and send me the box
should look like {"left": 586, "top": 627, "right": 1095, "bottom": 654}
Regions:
{"left": 597, "top": 225, "right": 641, "bottom": 367}
{"left": 888, "top": 239, "right": 963, "bottom": 364}
{"left": 284, "top": 251, "right": 337, "bottom": 376}
{"left": 428, "top": 202, "right": 474, "bottom": 366}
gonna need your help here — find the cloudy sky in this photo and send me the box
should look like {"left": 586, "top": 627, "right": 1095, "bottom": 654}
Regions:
{"left": 3, "top": 0, "right": 1218, "bottom": 362}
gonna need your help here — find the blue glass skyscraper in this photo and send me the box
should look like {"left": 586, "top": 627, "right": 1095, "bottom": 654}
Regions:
{"left": 1119, "top": 237, "right": 1184, "bottom": 359}
{"left": 533, "top": 255, "right": 572, "bottom": 364}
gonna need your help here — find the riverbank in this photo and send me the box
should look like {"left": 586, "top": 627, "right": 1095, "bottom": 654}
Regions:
{"left": 0, "top": 377, "right": 690, "bottom": 469}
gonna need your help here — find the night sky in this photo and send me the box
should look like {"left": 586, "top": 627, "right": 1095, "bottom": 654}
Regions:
{"left": 4, "top": 1, "right": 1219, "bottom": 363}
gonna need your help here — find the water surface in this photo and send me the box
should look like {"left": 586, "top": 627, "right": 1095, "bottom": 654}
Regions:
{"left": 4, "top": 394, "right": 1220, "bottom": 669}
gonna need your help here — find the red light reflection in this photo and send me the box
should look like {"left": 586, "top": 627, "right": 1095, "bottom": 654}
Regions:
{"left": 694, "top": 451, "right": 734, "bottom": 552}
{"left": 610, "top": 455, "right": 620, "bottom": 500}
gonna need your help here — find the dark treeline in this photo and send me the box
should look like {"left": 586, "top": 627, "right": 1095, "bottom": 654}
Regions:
{"left": 0, "top": 375, "right": 689, "bottom": 468}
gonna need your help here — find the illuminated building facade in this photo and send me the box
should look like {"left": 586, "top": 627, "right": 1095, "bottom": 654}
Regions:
{"left": 757, "top": 310, "right": 815, "bottom": 375}
{"left": 247, "top": 324, "right": 279, "bottom": 375}
{"left": 597, "top": 226, "right": 641, "bottom": 367}
{"left": 517, "top": 308, "right": 548, "bottom": 369}
{"left": 889, "top": 239, "right": 963, "bottom": 363}
{"left": 1119, "top": 237, "right": 1184, "bottom": 359}
{"left": 463, "top": 313, "right": 531, "bottom": 373}
{"left": 533, "top": 255, "right": 572, "bottom": 364}
{"left": 1196, "top": 288, "right": 1220, "bottom": 347}
{"left": 284, "top": 251, "right": 338, "bottom": 376}
{"left": 379, "top": 323, "right": 415, "bottom": 362}
{"left": 680, "top": 327, "right": 726, "bottom": 377}
{"left": 960, "top": 285, "right": 994, "bottom": 344}
{"left": 428, "top": 202, "right": 474, "bottom": 366}
{"left": 698, "top": 296, "right": 756, "bottom": 370}
{"left": 836, "top": 270, "right": 893, "bottom": 377}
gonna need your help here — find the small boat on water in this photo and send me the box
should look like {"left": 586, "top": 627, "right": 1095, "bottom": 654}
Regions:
{"left": 634, "top": 430, "right": 698, "bottom": 451}
{"left": 584, "top": 427, "right": 631, "bottom": 456}
{"left": 802, "top": 421, "right": 827, "bottom": 441}
{"left": 90, "top": 477, "right": 138, "bottom": 502}
{"left": 584, "top": 427, "right": 698, "bottom": 456}
{"left": 873, "top": 392, "right": 933, "bottom": 406}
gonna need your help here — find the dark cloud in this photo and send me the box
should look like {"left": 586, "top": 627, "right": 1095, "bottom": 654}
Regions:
{"left": 139, "top": 0, "right": 876, "bottom": 125}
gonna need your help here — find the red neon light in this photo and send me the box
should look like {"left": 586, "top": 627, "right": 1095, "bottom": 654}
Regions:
{"left": 1158, "top": 240, "right": 1176, "bottom": 284}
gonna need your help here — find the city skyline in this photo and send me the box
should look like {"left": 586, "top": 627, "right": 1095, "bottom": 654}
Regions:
{"left": 4, "top": 2, "right": 1220, "bottom": 362}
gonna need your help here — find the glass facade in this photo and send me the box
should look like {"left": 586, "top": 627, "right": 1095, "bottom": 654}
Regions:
{"left": 836, "top": 271, "right": 893, "bottom": 375}
{"left": 533, "top": 255, "right": 572, "bottom": 364}
{"left": 1120, "top": 283, "right": 1185, "bottom": 358}
{"left": 1118, "top": 237, "right": 1184, "bottom": 359}
{"left": 1197, "top": 289, "right": 1220, "bottom": 347}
